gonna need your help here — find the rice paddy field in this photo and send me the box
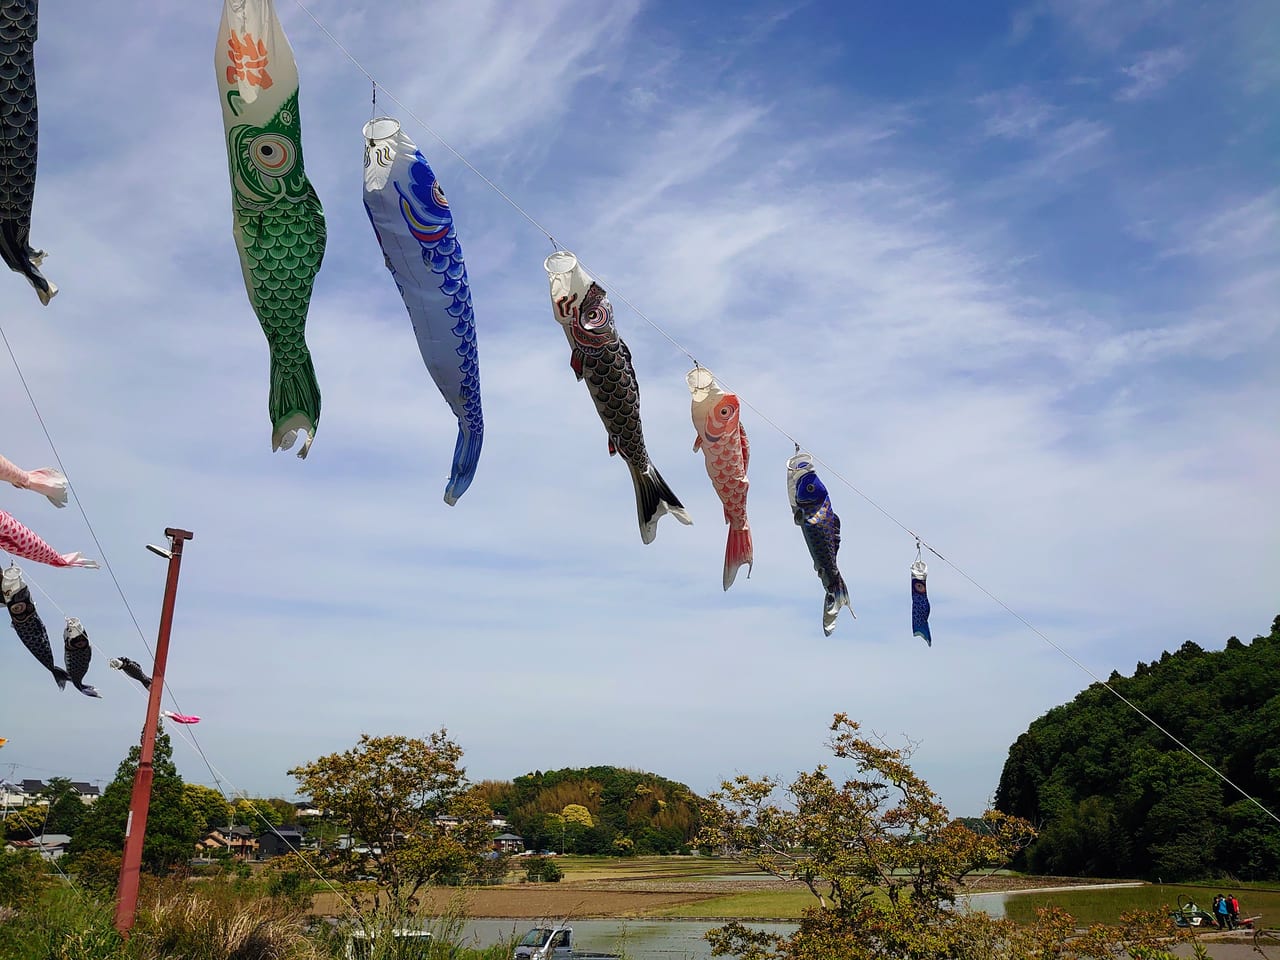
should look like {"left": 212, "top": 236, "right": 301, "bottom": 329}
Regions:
{"left": 311, "top": 856, "right": 1280, "bottom": 927}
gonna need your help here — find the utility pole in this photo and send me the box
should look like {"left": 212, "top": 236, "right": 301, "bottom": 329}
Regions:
{"left": 114, "top": 528, "right": 193, "bottom": 937}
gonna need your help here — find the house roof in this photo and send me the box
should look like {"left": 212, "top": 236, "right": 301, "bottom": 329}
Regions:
{"left": 494, "top": 833, "right": 523, "bottom": 841}
{"left": 70, "top": 782, "right": 99, "bottom": 796}
{"left": 20, "top": 779, "right": 44, "bottom": 793}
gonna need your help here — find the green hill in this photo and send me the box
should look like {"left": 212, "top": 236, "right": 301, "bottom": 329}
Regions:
{"left": 475, "top": 765, "right": 701, "bottom": 855}
{"left": 994, "top": 615, "right": 1280, "bottom": 881}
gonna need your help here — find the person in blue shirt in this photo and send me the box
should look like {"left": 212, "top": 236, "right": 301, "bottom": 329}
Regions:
{"left": 1215, "top": 893, "right": 1230, "bottom": 929}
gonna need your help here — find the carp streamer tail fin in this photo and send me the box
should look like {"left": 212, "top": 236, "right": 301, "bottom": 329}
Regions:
{"left": 823, "top": 576, "right": 855, "bottom": 637}
{"left": 723, "top": 526, "right": 753, "bottom": 591}
{"left": 629, "top": 462, "right": 693, "bottom": 545}
{"left": 0, "top": 226, "right": 57, "bottom": 305}
{"left": 444, "top": 422, "right": 484, "bottom": 506}
{"left": 269, "top": 354, "right": 322, "bottom": 458}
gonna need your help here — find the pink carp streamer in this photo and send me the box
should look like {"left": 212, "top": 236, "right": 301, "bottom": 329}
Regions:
{"left": 0, "top": 453, "right": 67, "bottom": 508}
{"left": 162, "top": 710, "right": 200, "bottom": 724}
{"left": 0, "top": 509, "right": 97, "bottom": 568}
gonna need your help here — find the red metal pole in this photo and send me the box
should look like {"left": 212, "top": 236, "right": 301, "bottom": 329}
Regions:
{"left": 114, "top": 528, "right": 193, "bottom": 937}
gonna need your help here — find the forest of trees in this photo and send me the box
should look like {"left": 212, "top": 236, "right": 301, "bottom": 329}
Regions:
{"left": 995, "top": 614, "right": 1280, "bottom": 881}
{"left": 477, "top": 765, "right": 702, "bottom": 855}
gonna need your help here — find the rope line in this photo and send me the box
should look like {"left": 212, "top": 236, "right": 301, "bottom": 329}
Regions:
{"left": 283, "top": 1, "right": 1280, "bottom": 829}
{"left": 0, "top": 320, "right": 229, "bottom": 817}
{"left": 0, "top": 326, "right": 360, "bottom": 916}
{"left": 290, "top": 0, "right": 556, "bottom": 248}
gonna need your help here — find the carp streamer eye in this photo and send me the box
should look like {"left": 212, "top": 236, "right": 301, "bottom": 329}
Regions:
{"left": 719, "top": 405, "right": 734, "bottom": 419}
{"left": 581, "top": 300, "right": 613, "bottom": 331}
{"left": 432, "top": 179, "right": 449, "bottom": 208}
{"left": 806, "top": 483, "right": 815, "bottom": 493}
{"left": 249, "top": 133, "right": 296, "bottom": 177}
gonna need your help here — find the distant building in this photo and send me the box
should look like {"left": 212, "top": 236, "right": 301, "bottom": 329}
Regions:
{"left": 4, "top": 779, "right": 99, "bottom": 806}
{"left": 196, "top": 826, "right": 259, "bottom": 860}
{"left": 0, "top": 780, "right": 26, "bottom": 807}
{"left": 257, "top": 826, "right": 305, "bottom": 859}
{"left": 69, "top": 782, "right": 100, "bottom": 804}
{"left": 5, "top": 833, "right": 71, "bottom": 860}
{"left": 492, "top": 832, "right": 524, "bottom": 854}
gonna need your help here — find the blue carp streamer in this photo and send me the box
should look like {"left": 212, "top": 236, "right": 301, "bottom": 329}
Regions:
{"left": 364, "top": 118, "right": 483, "bottom": 504}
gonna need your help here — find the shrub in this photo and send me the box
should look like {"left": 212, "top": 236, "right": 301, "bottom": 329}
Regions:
{"left": 521, "top": 856, "right": 561, "bottom": 883}
{"left": 0, "top": 850, "right": 46, "bottom": 907}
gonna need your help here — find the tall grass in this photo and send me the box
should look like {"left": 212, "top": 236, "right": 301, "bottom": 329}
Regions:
{"left": 131, "top": 884, "right": 324, "bottom": 960}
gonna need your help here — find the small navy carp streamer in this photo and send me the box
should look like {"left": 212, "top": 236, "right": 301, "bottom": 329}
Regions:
{"left": 911, "top": 559, "right": 932, "bottom": 647}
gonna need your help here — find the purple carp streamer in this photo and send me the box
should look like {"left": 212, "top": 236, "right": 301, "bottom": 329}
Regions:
{"left": 545, "top": 251, "right": 691, "bottom": 544}
{"left": 787, "top": 451, "right": 854, "bottom": 636}
{"left": 0, "top": 0, "right": 56, "bottom": 303}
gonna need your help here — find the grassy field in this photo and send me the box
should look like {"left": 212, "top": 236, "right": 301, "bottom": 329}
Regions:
{"left": 648, "top": 889, "right": 818, "bottom": 919}
{"left": 1001, "top": 883, "right": 1279, "bottom": 927}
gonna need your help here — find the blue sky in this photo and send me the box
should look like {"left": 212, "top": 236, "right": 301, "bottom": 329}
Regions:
{"left": 0, "top": 0, "right": 1275, "bottom": 819}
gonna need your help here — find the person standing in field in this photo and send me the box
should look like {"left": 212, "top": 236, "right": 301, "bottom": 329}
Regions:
{"left": 1229, "top": 894, "right": 1240, "bottom": 928}
{"left": 1215, "top": 894, "right": 1230, "bottom": 929}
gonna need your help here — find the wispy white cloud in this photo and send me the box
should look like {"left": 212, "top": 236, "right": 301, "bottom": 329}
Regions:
{"left": 1116, "top": 46, "right": 1190, "bottom": 100}
{"left": 975, "top": 88, "right": 1056, "bottom": 140}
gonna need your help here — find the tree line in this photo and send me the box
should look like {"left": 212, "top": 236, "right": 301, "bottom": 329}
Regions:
{"left": 994, "top": 614, "right": 1280, "bottom": 880}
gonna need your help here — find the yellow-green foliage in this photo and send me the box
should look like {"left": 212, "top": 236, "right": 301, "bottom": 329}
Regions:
{"left": 561, "top": 804, "right": 593, "bottom": 828}
{"left": 515, "top": 780, "right": 603, "bottom": 822}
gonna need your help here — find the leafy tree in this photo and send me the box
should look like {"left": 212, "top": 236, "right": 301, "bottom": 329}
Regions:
{"left": 289, "top": 730, "right": 496, "bottom": 910}
{"left": 67, "top": 729, "right": 198, "bottom": 873}
{"left": 561, "top": 803, "right": 593, "bottom": 828}
{"left": 2, "top": 804, "right": 48, "bottom": 842}
{"left": 231, "top": 796, "right": 285, "bottom": 832}
{"left": 39, "top": 777, "right": 87, "bottom": 836}
{"left": 995, "top": 615, "right": 1280, "bottom": 879}
{"left": 183, "top": 783, "right": 231, "bottom": 835}
{"left": 698, "top": 713, "right": 1035, "bottom": 960}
